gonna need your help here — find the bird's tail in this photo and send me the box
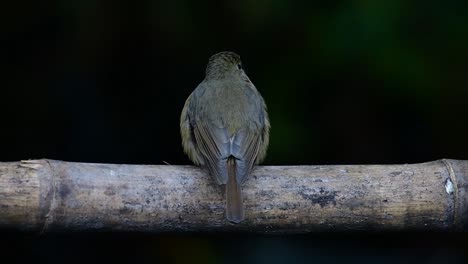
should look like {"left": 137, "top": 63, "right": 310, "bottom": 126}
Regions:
{"left": 226, "top": 157, "right": 244, "bottom": 223}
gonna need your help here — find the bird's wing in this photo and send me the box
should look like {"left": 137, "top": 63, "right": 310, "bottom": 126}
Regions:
{"left": 230, "top": 128, "right": 262, "bottom": 183}
{"left": 192, "top": 120, "right": 231, "bottom": 185}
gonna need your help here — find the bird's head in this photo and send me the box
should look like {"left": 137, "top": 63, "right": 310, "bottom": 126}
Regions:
{"left": 205, "top": 51, "right": 244, "bottom": 80}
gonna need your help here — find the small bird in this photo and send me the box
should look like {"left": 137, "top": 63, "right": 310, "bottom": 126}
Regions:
{"left": 180, "top": 51, "right": 270, "bottom": 223}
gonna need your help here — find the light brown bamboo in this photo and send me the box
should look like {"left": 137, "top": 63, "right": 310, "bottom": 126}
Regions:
{"left": 0, "top": 159, "right": 467, "bottom": 233}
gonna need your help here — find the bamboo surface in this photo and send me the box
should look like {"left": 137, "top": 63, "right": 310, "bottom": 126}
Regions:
{"left": 0, "top": 159, "right": 467, "bottom": 233}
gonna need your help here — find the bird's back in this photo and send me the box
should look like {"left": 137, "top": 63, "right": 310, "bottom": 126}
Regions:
{"left": 194, "top": 79, "right": 264, "bottom": 136}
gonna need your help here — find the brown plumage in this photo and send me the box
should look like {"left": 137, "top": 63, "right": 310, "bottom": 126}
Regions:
{"left": 180, "top": 51, "right": 270, "bottom": 223}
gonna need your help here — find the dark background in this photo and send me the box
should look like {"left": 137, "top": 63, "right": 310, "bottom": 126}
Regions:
{"left": 1, "top": 0, "right": 468, "bottom": 263}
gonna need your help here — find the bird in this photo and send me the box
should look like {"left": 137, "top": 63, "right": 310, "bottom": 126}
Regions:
{"left": 180, "top": 51, "right": 270, "bottom": 223}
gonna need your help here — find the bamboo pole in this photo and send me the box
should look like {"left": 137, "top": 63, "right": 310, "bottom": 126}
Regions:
{"left": 0, "top": 159, "right": 467, "bottom": 233}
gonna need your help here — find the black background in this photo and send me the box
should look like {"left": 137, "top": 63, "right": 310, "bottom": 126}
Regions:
{"left": 1, "top": 0, "right": 468, "bottom": 263}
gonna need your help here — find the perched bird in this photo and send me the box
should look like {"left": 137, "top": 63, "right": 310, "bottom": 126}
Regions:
{"left": 180, "top": 51, "right": 270, "bottom": 223}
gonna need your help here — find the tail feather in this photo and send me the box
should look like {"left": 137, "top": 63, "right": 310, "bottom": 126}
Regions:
{"left": 226, "top": 157, "right": 244, "bottom": 223}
